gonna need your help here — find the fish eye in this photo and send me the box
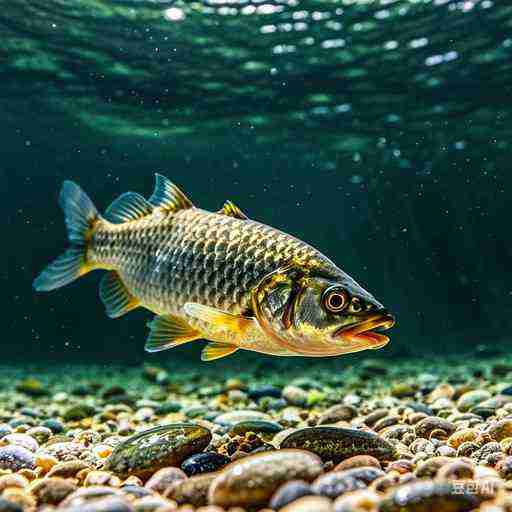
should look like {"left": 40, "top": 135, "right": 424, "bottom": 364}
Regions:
{"left": 323, "top": 287, "right": 348, "bottom": 313}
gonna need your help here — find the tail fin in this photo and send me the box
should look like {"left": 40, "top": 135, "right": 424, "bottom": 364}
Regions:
{"left": 33, "top": 181, "right": 99, "bottom": 292}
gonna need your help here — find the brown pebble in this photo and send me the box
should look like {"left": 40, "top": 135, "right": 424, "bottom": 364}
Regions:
{"left": 333, "top": 489, "right": 380, "bottom": 512}
{"left": 335, "top": 455, "right": 381, "bottom": 471}
{"left": 47, "top": 460, "right": 91, "bottom": 478}
{"left": 437, "top": 460, "right": 475, "bottom": 480}
{"left": 84, "top": 470, "right": 121, "bottom": 487}
{"left": 414, "top": 417, "right": 455, "bottom": 439}
{"left": 415, "top": 456, "right": 452, "bottom": 478}
{"left": 145, "top": 467, "right": 188, "bottom": 494}
{"left": 447, "top": 428, "right": 478, "bottom": 449}
{"left": 386, "top": 460, "right": 413, "bottom": 474}
{"left": 280, "top": 495, "right": 333, "bottom": 512}
{"left": 208, "top": 450, "right": 323, "bottom": 509}
{"left": 318, "top": 405, "right": 357, "bottom": 425}
{"left": 488, "top": 419, "right": 512, "bottom": 442}
{"left": 166, "top": 472, "right": 219, "bottom": 508}
{"left": 0, "top": 474, "right": 29, "bottom": 492}
{"left": 35, "top": 454, "right": 58, "bottom": 474}
{"left": 30, "top": 476, "right": 77, "bottom": 505}
{"left": 1, "top": 488, "right": 37, "bottom": 511}
{"left": 496, "top": 456, "right": 512, "bottom": 479}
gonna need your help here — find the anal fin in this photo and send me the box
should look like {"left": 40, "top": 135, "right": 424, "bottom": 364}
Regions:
{"left": 146, "top": 314, "right": 201, "bottom": 353}
{"left": 201, "top": 343, "right": 238, "bottom": 361}
{"left": 100, "top": 271, "right": 140, "bottom": 318}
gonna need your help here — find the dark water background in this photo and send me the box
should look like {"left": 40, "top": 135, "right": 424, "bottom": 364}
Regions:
{"left": 2, "top": 0, "right": 511, "bottom": 364}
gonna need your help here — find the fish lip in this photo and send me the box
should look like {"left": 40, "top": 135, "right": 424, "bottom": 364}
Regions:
{"left": 335, "top": 313, "right": 395, "bottom": 347}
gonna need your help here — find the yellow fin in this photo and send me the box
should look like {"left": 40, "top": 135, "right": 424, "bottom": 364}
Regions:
{"left": 201, "top": 343, "right": 238, "bottom": 361}
{"left": 145, "top": 314, "right": 201, "bottom": 353}
{"left": 105, "top": 192, "right": 153, "bottom": 223}
{"left": 219, "top": 200, "right": 248, "bottom": 220}
{"left": 149, "top": 174, "right": 194, "bottom": 211}
{"left": 99, "top": 271, "right": 140, "bottom": 318}
{"left": 184, "top": 303, "right": 253, "bottom": 333}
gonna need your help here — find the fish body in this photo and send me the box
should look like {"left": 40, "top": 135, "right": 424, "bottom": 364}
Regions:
{"left": 34, "top": 175, "right": 395, "bottom": 360}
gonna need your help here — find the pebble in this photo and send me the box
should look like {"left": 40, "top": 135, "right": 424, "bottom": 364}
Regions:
{"left": 0, "top": 498, "right": 23, "bottom": 512}
{"left": 31, "top": 476, "right": 77, "bottom": 505}
{"left": 318, "top": 405, "right": 357, "bottom": 425}
{"left": 280, "top": 495, "right": 333, "bottom": 512}
{"left": 269, "top": 480, "right": 313, "bottom": 510}
{"left": 0, "top": 445, "right": 36, "bottom": 471}
{"left": 228, "top": 420, "right": 283, "bottom": 436}
{"left": 145, "top": 467, "right": 187, "bottom": 494}
{"left": 280, "top": 427, "right": 397, "bottom": 462}
{"left": 0, "top": 433, "right": 39, "bottom": 452}
{"left": 181, "top": 452, "right": 230, "bottom": 476}
{"left": 487, "top": 419, "right": 512, "bottom": 442}
{"left": 208, "top": 449, "right": 323, "bottom": 508}
{"left": 282, "top": 386, "right": 309, "bottom": 407}
{"left": 214, "top": 410, "right": 271, "bottom": 426}
{"left": 106, "top": 423, "right": 212, "bottom": 478}
{"left": 311, "top": 467, "right": 384, "bottom": 498}
{"left": 457, "top": 390, "right": 492, "bottom": 412}
{"left": 378, "top": 480, "right": 485, "bottom": 512}
{"left": 166, "top": 472, "right": 218, "bottom": 507}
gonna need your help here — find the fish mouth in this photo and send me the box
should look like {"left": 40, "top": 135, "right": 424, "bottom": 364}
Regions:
{"left": 335, "top": 314, "right": 395, "bottom": 348}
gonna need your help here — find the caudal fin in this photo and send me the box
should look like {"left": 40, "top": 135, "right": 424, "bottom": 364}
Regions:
{"left": 33, "top": 181, "right": 99, "bottom": 292}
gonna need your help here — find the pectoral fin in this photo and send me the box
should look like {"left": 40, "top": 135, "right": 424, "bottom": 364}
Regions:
{"left": 145, "top": 314, "right": 202, "bottom": 353}
{"left": 184, "top": 303, "right": 254, "bottom": 333}
{"left": 201, "top": 343, "right": 239, "bottom": 361}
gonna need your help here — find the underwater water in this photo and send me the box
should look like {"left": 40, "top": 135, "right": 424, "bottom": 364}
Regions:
{"left": 1, "top": 1, "right": 512, "bottom": 511}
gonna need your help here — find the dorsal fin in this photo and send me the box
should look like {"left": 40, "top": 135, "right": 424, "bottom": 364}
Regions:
{"left": 219, "top": 200, "right": 248, "bottom": 220}
{"left": 105, "top": 192, "right": 153, "bottom": 224}
{"left": 149, "top": 174, "right": 194, "bottom": 211}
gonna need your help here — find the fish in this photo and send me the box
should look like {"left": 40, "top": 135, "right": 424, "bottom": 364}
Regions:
{"left": 33, "top": 175, "right": 395, "bottom": 361}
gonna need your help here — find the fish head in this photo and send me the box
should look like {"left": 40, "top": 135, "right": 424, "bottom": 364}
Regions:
{"left": 253, "top": 264, "right": 395, "bottom": 355}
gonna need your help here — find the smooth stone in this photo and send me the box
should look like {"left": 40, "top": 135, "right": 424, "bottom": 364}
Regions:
{"left": 208, "top": 449, "right": 323, "bottom": 508}
{"left": 214, "top": 410, "right": 271, "bottom": 426}
{"left": 269, "top": 480, "right": 313, "bottom": 510}
{"left": 487, "top": 419, "right": 512, "bottom": 441}
{"left": 47, "top": 460, "right": 91, "bottom": 478}
{"left": 228, "top": 420, "right": 283, "bottom": 436}
{"left": 144, "top": 467, "right": 187, "bottom": 494}
{"left": 1, "top": 434, "right": 39, "bottom": 452}
{"left": 318, "top": 405, "right": 357, "bottom": 425}
{"left": 63, "top": 404, "right": 97, "bottom": 421}
{"left": 42, "top": 419, "right": 65, "bottom": 434}
{"left": 248, "top": 385, "right": 282, "bottom": 400}
{"left": 31, "top": 477, "right": 77, "bottom": 505}
{"left": 59, "top": 486, "right": 125, "bottom": 508}
{"left": 280, "top": 495, "right": 333, "bottom": 512}
{"left": 166, "top": 472, "right": 218, "bottom": 507}
{"left": 414, "top": 417, "right": 456, "bottom": 438}
{"left": 181, "top": 452, "right": 230, "bottom": 476}
{"left": 106, "top": 423, "right": 211, "bottom": 479}
{"left": 0, "top": 445, "right": 36, "bottom": 471}
{"left": 0, "top": 498, "right": 23, "bottom": 512}
{"left": 457, "top": 390, "right": 492, "bottom": 412}
{"left": 60, "top": 497, "right": 133, "bottom": 512}
{"left": 282, "top": 386, "right": 309, "bottom": 407}
{"left": 280, "top": 427, "right": 396, "bottom": 463}
{"left": 311, "top": 467, "right": 384, "bottom": 498}
{"left": 378, "top": 480, "right": 485, "bottom": 512}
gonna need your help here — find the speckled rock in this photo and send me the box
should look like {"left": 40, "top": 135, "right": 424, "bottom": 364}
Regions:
{"left": 280, "top": 427, "right": 396, "bottom": 463}
{"left": 208, "top": 449, "right": 323, "bottom": 508}
{"left": 414, "top": 417, "right": 456, "bottom": 439}
{"left": 487, "top": 419, "right": 512, "bottom": 442}
{"left": 0, "top": 445, "right": 36, "bottom": 471}
{"left": 228, "top": 420, "right": 283, "bottom": 436}
{"left": 105, "top": 423, "right": 211, "bottom": 479}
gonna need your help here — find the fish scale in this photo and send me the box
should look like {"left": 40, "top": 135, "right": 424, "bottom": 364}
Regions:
{"left": 90, "top": 207, "right": 324, "bottom": 318}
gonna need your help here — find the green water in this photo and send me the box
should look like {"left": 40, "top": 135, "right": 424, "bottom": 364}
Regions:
{"left": 2, "top": 0, "right": 511, "bottom": 363}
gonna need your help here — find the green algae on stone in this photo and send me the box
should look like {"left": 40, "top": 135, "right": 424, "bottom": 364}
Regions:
{"left": 280, "top": 427, "right": 397, "bottom": 463}
{"left": 105, "top": 423, "right": 211, "bottom": 479}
